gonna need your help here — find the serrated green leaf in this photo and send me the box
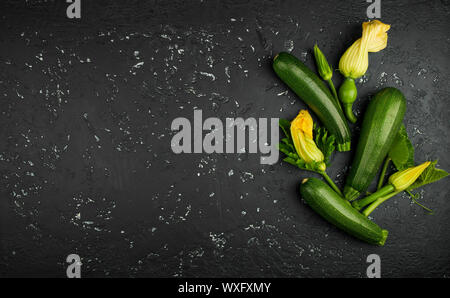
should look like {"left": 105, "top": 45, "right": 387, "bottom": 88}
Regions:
{"left": 280, "top": 145, "right": 318, "bottom": 172}
{"left": 278, "top": 119, "right": 335, "bottom": 172}
{"left": 282, "top": 157, "right": 310, "bottom": 171}
{"left": 283, "top": 157, "right": 298, "bottom": 167}
{"left": 281, "top": 137, "right": 294, "bottom": 148}
{"left": 279, "top": 118, "right": 292, "bottom": 140}
{"left": 277, "top": 142, "right": 290, "bottom": 152}
{"left": 305, "top": 161, "right": 321, "bottom": 171}
{"left": 277, "top": 146, "right": 297, "bottom": 161}
{"left": 295, "top": 158, "right": 307, "bottom": 167}
{"left": 407, "top": 160, "right": 449, "bottom": 191}
{"left": 313, "top": 123, "right": 335, "bottom": 165}
{"left": 388, "top": 124, "right": 415, "bottom": 171}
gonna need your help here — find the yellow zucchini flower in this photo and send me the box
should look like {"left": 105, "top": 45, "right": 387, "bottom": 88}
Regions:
{"left": 290, "top": 110, "right": 326, "bottom": 171}
{"left": 339, "top": 20, "right": 391, "bottom": 79}
{"left": 389, "top": 161, "right": 431, "bottom": 191}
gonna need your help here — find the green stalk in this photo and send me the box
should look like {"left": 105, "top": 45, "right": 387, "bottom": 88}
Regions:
{"left": 327, "top": 79, "right": 341, "bottom": 110}
{"left": 377, "top": 157, "right": 391, "bottom": 190}
{"left": 320, "top": 171, "right": 343, "bottom": 197}
{"left": 405, "top": 189, "right": 415, "bottom": 198}
{"left": 363, "top": 189, "right": 434, "bottom": 216}
{"left": 362, "top": 191, "right": 401, "bottom": 216}
{"left": 406, "top": 190, "right": 433, "bottom": 214}
{"left": 343, "top": 103, "right": 357, "bottom": 123}
{"left": 339, "top": 78, "right": 357, "bottom": 123}
{"left": 352, "top": 184, "right": 395, "bottom": 211}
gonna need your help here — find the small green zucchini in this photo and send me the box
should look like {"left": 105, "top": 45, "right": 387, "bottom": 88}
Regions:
{"left": 344, "top": 87, "right": 406, "bottom": 201}
{"left": 300, "top": 177, "right": 388, "bottom": 246}
{"left": 273, "top": 52, "right": 351, "bottom": 151}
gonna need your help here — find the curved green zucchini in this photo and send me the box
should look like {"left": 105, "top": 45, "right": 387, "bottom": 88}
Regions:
{"left": 300, "top": 177, "right": 388, "bottom": 246}
{"left": 344, "top": 87, "right": 406, "bottom": 201}
{"left": 273, "top": 52, "right": 351, "bottom": 151}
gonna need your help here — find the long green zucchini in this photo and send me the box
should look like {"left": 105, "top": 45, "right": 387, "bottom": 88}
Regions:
{"left": 344, "top": 87, "right": 406, "bottom": 201}
{"left": 273, "top": 52, "right": 351, "bottom": 151}
{"left": 300, "top": 177, "right": 388, "bottom": 245}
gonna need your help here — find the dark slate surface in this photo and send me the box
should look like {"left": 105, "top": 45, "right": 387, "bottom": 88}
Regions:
{"left": 0, "top": 0, "right": 449, "bottom": 277}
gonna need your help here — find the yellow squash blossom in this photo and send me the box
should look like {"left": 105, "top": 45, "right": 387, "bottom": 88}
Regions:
{"left": 355, "top": 161, "right": 433, "bottom": 215}
{"left": 290, "top": 110, "right": 325, "bottom": 171}
{"left": 339, "top": 20, "right": 391, "bottom": 79}
{"left": 389, "top": 161, "right": 431, "bottom": 191}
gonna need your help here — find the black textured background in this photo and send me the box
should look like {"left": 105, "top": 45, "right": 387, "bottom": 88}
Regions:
{"left": 0, "top": 0, "right": 449, "bottom": 277}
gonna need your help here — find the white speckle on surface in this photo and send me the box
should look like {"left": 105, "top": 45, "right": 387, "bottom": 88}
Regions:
{"left": 277, "top": 90, "right": 288, "bottom": 96}
{"left": 393, "top": 73, "right": 404, "bottom": 86}
{"left": 418, "top": 68, "right": 427, "bottom": 77}
{"left": 284, "top": 40, "right": 294, "bottom": 52}
{"left": 209, "top": 232, "right": 226, "bottom": 250}
{"left": 240, "top": 172, "right": 254, "bottom": 183}
{"left": 132, "top": 61, "right": 144, "bottom": 69}
{"left": 198, "top": 71, "right": 216, "bottom": 81}
{"left": 300, "top": 51, "right": 308, "bottom": 62}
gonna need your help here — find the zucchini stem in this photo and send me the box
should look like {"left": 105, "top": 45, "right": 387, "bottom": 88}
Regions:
{"left": 327, "top": 79, "right": 342, "bottom": 110}
{"left": 377, "top": 157, "right": 391, "bottom": 190}
{"left": 321, "top": 171, "right": 343, "bottom": 197}
{"left": 406, "top": 190, "right": 434, "bottom": 214}
{"left": 362, "top": 191, "right": 400, "bottom": 216}
{"left": 363, "top": 189, "right": 434, "bottom": 216}
{"left": 352, "top": 184, "right": 395, "bottom": 211}
{"left": 339, "top": 78, "right": 358, "bottom": 123}
{"left": 343, "top": 103, "right": 357, "bottom": 123}
{"left": 337, "top": 141, "right": 351, "bottom": 152}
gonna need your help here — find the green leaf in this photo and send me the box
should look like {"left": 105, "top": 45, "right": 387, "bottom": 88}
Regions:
{"left": 407, "top": 160, "right": 449, "bottom": 191}
{"left": 386, "top": 124, "right": 447, "bottom": 204}
{"left": 305, "top": 161, "right": 322, "bottom": 171}
{"left": 388, "top": 124, "right": 415, "bottom": 171}
{"left": 277, "top": 142, "right": 290, "bottom": 153}
{"left": 278, "top": 119, "right": 335, "bottom": 172}
{"left": 279, "top": 141, "right": 320, "bottom": 172}
{"left": 281, "top": 137, "right": 293, "bottom": 148}
{"left": 279, "top": 118, "right": 292, "bottom": 140}
{"left": 313, "top": 123, "right": 335, "bottom": 165}
{"left": 278, "top": 144, "right": 298, "bottom": 159}
{"left": 282, "top": 156, "right": 308, "bottom": 170}
{"left": 283, "top": 157, "right": 299, "bottom": 167}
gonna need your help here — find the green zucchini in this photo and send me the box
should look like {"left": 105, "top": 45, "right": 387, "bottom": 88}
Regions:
{"left": 300, "top": 177, "right": 388, "bottom": 246}
{"left": 273, "top": 52, "right": 351, "bottom": 151}
{"left": 344, "top": 87, "right": 406, "bottom": 201}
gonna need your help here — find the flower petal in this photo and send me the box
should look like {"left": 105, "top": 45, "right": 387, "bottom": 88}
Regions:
{"left": 389, "top": 161, "right": 431, "bottom": 191}
{"left": 362, "top": 20, "right": 390, "bottom": 53}
{"left": 339, "top": 20, "right": 390, "bottom": 79}
{"left": 290, "top": 110, "right": 324, "bottom": 165}
{"left": 291, "top": 110, "right": 313, "bottom": 139}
